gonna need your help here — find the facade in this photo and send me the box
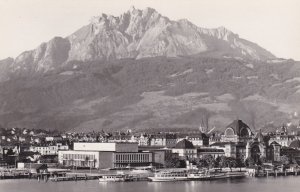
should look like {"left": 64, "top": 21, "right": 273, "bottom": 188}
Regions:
{"left": 150, "top": 133, "right": 177, "bottom": 148}
{"left": 177, "top": 132, "right": 209, "bottom": 147}
{"left": 217, "top": 120, "right": 281, "bottom": 162}
{"left": 172, "top": 139, "right": 197, "bottom": 159}
{"left": 29, "top": 143, "right": 69, "bottom": 155}
{"left": 138, "top": 134, "right": 151, "bottom": 146}
{"left": 187, "top": 133, "right": 209, "bottom": 147}
{"left": 73, "top": 142, "right": 138, "bottom": 152}
{"left": 269, "top": 135, "right": 297, "bottom": 147}
{"left": 58, "top": 142, "right": 154, "bottom": 169}
{"left": 197, "top": 148, "right": 225, "bottom": 158}
{"left": 109, "top": 152, "right": 153, "bottom": 168}
{"left": 59, "top": 150, "right": 99, "bottom": 168}
{"left": 269, "top": 125, "right": 298, "bottom": 147}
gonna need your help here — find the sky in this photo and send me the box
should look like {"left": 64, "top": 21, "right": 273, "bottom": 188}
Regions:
{"left": 0, "top": 0, "right": 299, "bottom": 60}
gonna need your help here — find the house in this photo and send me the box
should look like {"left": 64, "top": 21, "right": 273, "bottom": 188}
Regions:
{"left": 138, "top": 134, "right": 151, "bottom": 146}
{"left": 186, "top": 133, "right": 209, "bottom": 147}
{"left": 150, "top": 133, "right": 177, "bottom": 147}
{"left": 45, "top": 136, "right": 63, "bottom": 142}
{"left": 0, "top": 159, "right": 9, "bottom": 168}
{"left": 29, "top": 143, "right": 69, "bottom": 155}
{"left": 172, "top": 139, "right": 197, "bottom": 159}
{"left": 20, "top": 163, "right": 48, "bottom": 173}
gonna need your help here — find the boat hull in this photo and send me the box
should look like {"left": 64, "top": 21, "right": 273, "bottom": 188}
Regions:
{"left": 99, "top": 178, "right": 125, "bottom": 182}
{"left": 148, "top": 176, "right": 188, "bottom": 182}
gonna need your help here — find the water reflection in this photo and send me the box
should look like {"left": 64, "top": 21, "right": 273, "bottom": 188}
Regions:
{"left": 0, "top": 177, "right": 300, "bottom": 192}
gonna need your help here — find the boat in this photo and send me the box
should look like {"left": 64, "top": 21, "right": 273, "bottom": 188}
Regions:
{"left": 188, "top": 169, "right": 246, "bottom": 181}
{"left": 208, "top": 169, "right": 228, "bottom": 180}
{"left": 226, "top": 171, "right": 246, "bottom": 179}
{"left": 98, "top": 174, "right": 130, "bottom": 182}
{"left": 187, "top": 170, "right": 211, "bottom": 180}
{"left": 148, "top": 170, "right": 188, "bottom": 182}
{"left": 209, "top": 169, "right": 246, "bottom": 180}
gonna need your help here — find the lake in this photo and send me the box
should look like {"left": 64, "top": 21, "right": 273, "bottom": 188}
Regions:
{"left": 0, "top": 176, "right": 299, "bottom": 192}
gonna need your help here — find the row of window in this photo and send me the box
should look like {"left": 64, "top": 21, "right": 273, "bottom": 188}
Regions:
{"left": 63, "top": 154, "right": 95, "bottom": 161}
{"left": 63, "top": 160, "right": 95, "bottom": 167}
{"left": 115, "top": 153, "right": 150, "bottom": 163}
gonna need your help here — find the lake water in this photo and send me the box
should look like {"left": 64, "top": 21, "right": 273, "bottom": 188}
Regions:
{"left": 0, "top": 176, "right": 299, "bottom": 192}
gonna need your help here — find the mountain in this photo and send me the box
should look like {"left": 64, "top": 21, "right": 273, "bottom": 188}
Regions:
{"left": 0, "top": 7, "right": 298, "bottom": 133}
{"left": 5, "top": 7, "right": 274, "bottom": 76}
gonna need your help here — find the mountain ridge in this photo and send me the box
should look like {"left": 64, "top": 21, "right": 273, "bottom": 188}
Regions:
{"left": 1, "top": 7, "right": 275, "bottom": 79}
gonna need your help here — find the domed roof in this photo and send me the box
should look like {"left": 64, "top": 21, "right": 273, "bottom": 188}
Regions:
{"left": 225, "top": 119, "right": 253, "bottom": 137}
{"left": 175, "top": 139, "right": 194, "bottom": 149}
{"left": 289, "top": 140, "right": 300, "bottom": 149}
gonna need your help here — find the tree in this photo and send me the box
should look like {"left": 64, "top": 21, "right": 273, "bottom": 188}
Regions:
{"left": 244, "top": 157, "right": 255, "bottom": 167}
{"left": 192, "top": 158, "right": 208, "bottom": 168}
{"left": 218, "top": 156, "right": 228, "bottom": 169}
{"left": 165, "top": 157, "right": 184, "bottom": 168}
{"left": 280, "top": 155, "right": 290, "bottom": 166}
{"left": 258, "top": 157, "right": 267, "bottom": 165}
{"left": 202, "top": 155, "right": 216, "bottom": 169}
{"left": 218, "top": 156, "right": 237, "bottom": 171}
{"left": 236, "top": 156, "right": 245, "bottom": 171}
{"left": 227, "top": 157, "right": 237, "bottom": 172}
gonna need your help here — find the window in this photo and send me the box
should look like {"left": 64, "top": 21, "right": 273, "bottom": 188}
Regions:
{"left": 225, "top": 128, "right": 235, "bottom": 136}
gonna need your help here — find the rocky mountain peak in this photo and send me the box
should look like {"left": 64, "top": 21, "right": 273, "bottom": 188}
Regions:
{"left": 1, "top": 7, "right": 276, "bottom": 76}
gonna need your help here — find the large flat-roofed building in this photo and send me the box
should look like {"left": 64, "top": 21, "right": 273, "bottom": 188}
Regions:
{"left": 58, "top": 142, "right": 153, "bottom": 169}
{"left": 74, "top": 142, "right": 138, "bottom": 152}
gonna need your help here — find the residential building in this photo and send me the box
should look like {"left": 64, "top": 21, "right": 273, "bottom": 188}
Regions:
{"left": 172, "top": 139, "right": 197, "bottom": 159}
{"left": 29, "top": 143, "right": 69, "bottom": 155}
{"left": 150, "top": 133, "right": 177, "bottom": 147}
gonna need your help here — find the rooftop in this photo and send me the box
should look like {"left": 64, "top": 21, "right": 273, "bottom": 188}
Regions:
{"left": 175, "top": 139, "right": 194, "bottom": 149}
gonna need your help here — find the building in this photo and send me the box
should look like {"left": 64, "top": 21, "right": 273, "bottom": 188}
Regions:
{"left": 150, "top": 133, "right": 177, "bottom": 148}
{"left": 0, "top": 159, "right": 9, "bottom": 168}
{"left": 58, "top": 142, "right": 154, "bottom": 169}
{"left": 138, "top": 134, "right": 151, "bottom": 146}
{"left": 45, "top": 136, "right": 63, "bottom": 142}
{"left": 29, "top": 143, "right": 69, "bottom": 155}
{"left": 269, "top": 125, "right": 298, "bottom": 147}
{"left": 221, "top": 120, "right": 254, "bottom": 143}
{"left": 177, "top": 132, "right": 209, "bottom": 147}
{"left": 217, "top": 120, "right": 281, "bottom": 163}
{"left": 269, "top": 135, "right": 297, "bottom": 147}
{"left": 197, "top": 148, "right": 225, "bottom": 159}
{"left": 107, "top": 135, "right": 136, "bottom": 143}
{"left": 289, "top": 139, "right": 300, "bottom": 149}
{"left": 172, "top": 139, "right": 197, "bottom": 159}
{"left": 18, "top": 163, "right": 48, "bottom": 173}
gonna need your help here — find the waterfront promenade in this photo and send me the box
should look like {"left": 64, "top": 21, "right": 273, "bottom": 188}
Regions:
{"left": 1, "top": 167, "right": 300, "bottom": 181}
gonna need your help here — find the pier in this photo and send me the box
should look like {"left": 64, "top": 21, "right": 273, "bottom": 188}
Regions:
{"left": 247, "top": 168, "right": 300, "bottom": 177}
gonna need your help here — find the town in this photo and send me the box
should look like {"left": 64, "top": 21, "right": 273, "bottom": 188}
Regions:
{"left": 1, "top": 119, "right": 300, "bottom": 181}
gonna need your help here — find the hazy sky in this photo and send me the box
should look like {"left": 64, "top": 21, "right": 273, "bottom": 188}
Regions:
{"left": 0, "top": 0, "right": 299, "bottom": 60}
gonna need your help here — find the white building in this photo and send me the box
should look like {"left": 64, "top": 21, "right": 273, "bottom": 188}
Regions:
{"left": 58, "top": 142, "right": 153, "bottom": 169}
{"left": 29, "top": 143, "right": 69, "bottom": 155}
